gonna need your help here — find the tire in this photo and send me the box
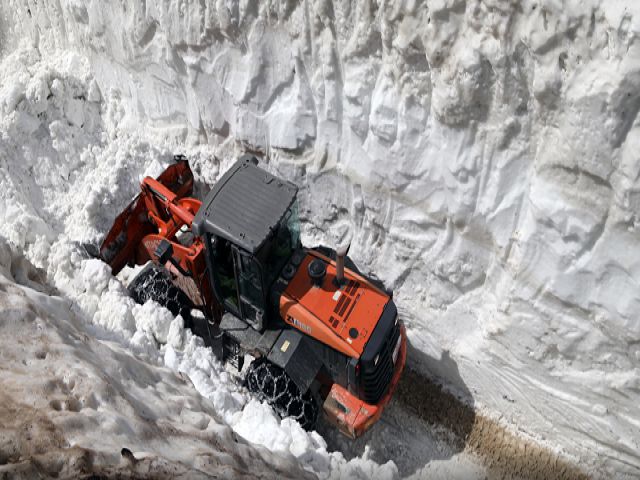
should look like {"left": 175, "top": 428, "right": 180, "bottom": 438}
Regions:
{"left": 245, "top": 358, "right": 319, "bottom": 430}
{"left": 128, "top": 264, "right": 193, "bottom": 323}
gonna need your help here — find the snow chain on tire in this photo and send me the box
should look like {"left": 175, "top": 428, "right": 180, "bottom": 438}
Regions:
{"left": 245, "top": 358, "right": 319, "bottom": 431}
{"left": 128, "top": 264, "right": 193, "bottom": 323}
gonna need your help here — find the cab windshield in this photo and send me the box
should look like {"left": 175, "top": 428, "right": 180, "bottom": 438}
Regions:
{"left": 258, "top": 201, "right": 301, "bottom": 287}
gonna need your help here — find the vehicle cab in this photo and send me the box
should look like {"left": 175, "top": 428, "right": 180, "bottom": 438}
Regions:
{"left": 192, "top": 156, "right": 301, "bottom": 331}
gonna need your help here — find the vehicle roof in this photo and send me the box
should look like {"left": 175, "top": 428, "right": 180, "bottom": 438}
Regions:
{"left": 192, "top": 156, "right": 298, "bottom": 253}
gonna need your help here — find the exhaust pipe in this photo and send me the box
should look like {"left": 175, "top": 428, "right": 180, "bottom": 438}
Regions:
{"left": 335, "top": 243, "right": 350, "bottom": 287}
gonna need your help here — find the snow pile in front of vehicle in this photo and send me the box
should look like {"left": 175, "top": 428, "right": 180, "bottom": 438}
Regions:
{"left": 0, "top": 237, "right": 313, "bottom": 479}
{"left": 0, "top": 45, "right": 398, "bottom": 480}
{"left": 76, "top": 251, "right": 396, "bottom": 479}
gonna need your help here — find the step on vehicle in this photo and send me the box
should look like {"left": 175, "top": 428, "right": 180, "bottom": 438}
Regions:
{"left": 100, "top": 155, "right": 407, "bottom": 437}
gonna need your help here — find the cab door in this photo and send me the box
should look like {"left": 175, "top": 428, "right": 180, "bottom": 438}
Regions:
{"left": 233, "top": 247, "right": 266, "bottom": 331}
{"left": 207, "top": 235, "right": 241, "bottom": 317}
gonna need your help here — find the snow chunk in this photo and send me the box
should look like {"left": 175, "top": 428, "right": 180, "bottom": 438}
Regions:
{"left": 133, "top": 300, "right": 174, "bottom": 344}
{"left": 92, "top": 287, "right": 136, "bottom": 333}
{"left": 81, "top": 259, "right": 111, "bottom": 295}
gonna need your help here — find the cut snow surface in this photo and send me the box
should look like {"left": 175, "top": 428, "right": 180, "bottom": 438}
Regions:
{"left": 1, "top": 0, "right": 639, "bottom": 479}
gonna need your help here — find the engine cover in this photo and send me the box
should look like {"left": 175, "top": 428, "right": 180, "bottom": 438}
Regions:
{"left": 279, "top": 250, "right": 390, "bottom": 359}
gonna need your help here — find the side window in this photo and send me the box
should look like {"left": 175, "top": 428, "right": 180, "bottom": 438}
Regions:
{"left": 234, "top": 250, "right": 265, "bottom": 330}
{"left": 210, "top": 236, "right": 239, "bottom": 312}
{"left": 238, "top": 254, "right": 263, "bottom": 306}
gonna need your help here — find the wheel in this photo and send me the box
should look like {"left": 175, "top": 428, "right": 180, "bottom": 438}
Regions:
{"left": 128, "top": 264, "right": 193, "bottom": 323}
{"left": 245, "top": 358, "right": 319, "bottom": 430}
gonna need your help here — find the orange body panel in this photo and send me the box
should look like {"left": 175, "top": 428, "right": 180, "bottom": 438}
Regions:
{"left": 323, "top": 323, "right": 407, "bottom": 438}
{"left": 281, "top": 251, "right": 390, "bottom": 358}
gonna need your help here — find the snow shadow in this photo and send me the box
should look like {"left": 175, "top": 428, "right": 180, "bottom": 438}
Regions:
{"left": 317, "top": 339, "right": 476, "bottom": 477}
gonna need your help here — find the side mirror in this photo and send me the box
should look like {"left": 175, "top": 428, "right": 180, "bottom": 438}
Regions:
{"left": 154, "top": 240, "right": 191, "bottom": 277}
{"left": 155, "top": 240, "right": 174, "bottom": 265}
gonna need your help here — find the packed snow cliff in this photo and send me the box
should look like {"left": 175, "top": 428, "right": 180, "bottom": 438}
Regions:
{"left": 1, "top": 0, "right": 640, "bottom": 478}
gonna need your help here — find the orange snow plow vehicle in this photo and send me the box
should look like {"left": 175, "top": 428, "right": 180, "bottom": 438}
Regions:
{"left": 100, "top": 155, "right": 406, "bottom": 437}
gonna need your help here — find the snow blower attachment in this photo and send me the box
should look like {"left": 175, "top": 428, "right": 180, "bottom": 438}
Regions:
{"left": 100, "top": 155, "right": 407, "bottom": 437}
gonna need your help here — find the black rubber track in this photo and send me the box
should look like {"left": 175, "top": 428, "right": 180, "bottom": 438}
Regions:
{"left": 245, "top": 358, "right": 319, "bottom": 430}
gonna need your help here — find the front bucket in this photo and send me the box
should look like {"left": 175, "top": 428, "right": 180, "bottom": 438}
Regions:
{"left": 99, "top": 157, "right": 194, "bottom": 274}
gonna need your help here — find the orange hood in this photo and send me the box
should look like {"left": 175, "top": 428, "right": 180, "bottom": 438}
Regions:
{"left": 279, "top": 251, "right": 390, "bottom": 358}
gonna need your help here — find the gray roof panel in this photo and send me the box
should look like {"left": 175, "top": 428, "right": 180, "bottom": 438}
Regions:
{"left": 192, "top": 157, "right": 298, "bottom": 253}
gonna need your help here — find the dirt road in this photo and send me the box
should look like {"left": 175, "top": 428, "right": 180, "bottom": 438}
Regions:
{"left": 319, "top": 366, "right": 590, "bottom": 480}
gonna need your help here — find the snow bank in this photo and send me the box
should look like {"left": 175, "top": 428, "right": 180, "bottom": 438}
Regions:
{"left": 0, "top": 237, "right": 311, "bottom": 479}
{"left": 1, "top": 0, "right": 640, "bottom": 477}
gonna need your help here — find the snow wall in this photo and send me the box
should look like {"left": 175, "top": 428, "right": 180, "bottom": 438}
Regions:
{"left": 2, "top": 0, "right": 639, "bottom": 476}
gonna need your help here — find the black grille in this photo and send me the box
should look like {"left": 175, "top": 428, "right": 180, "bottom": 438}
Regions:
{"left": 360, "top": 322, "right": 400, "bottom": 404}
{"left": 338, "top": 297, "right": 351, "bottom": 316}
{"left": 334, "top": 295, "right": 347, "bottom": 314}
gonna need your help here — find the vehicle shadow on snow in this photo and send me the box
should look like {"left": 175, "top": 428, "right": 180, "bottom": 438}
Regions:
{"left": 316, "top": 339, "right": 476, "bottom": 477}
